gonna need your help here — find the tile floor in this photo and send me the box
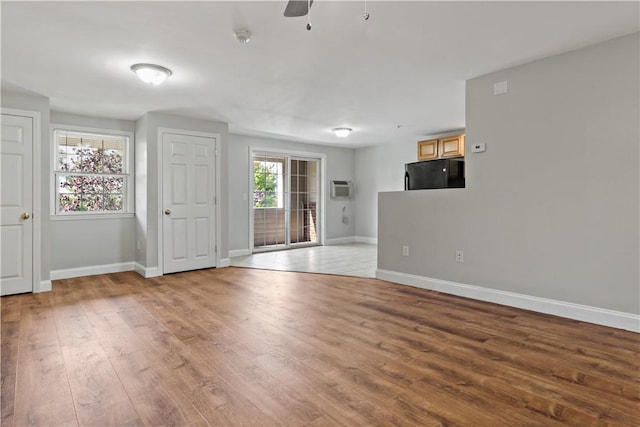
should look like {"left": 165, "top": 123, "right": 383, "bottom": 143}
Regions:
{"left": 230, "top": 243, "right": 377, "bottom": 278}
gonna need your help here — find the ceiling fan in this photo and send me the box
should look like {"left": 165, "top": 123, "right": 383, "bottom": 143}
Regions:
{"left": 284, "top": 0, "right": 314, "bottom": 18}
{"left": 284, "top": 0, "right": 369, "bottom": 30}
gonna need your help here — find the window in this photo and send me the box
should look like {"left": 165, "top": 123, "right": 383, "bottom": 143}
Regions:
{"left": 253, "top": 157, "right": 284, "bottom": 209}
{"left": 52, "top": 127, "right": 133, "bottom": 215}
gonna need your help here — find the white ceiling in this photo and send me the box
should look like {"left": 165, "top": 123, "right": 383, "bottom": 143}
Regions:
{"left": 2, "top": 1, "right": 638, "bottom": 148}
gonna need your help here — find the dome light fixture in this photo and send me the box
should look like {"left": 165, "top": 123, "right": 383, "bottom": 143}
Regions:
{"left": 332, "top": 127, "right": 352, "bottom": 138}
{"left": 130, "top": 63, "right": 172, "bottom": 85}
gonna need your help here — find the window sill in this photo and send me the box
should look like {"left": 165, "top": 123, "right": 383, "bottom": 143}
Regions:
{"left": 50, "top": 212, "right": 135, "bottom": 221}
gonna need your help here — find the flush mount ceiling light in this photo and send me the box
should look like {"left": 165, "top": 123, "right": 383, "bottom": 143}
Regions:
{"left": 130, "top": 63, "right": 172, "bottom": 85}
{"left": 234, "top": 29, "right": 251, "bottom": 43}
{"left": 332, "top": 127, "right": 352, "bottom": 138}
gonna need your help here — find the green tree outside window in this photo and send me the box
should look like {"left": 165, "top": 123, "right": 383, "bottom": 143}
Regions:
{"left": 253, "top": 161, "right": 281, "bottom": 208}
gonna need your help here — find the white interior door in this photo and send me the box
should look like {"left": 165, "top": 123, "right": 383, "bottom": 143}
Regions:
{"left": 1, "top": 114, "right": 33, "bottom": 295}
{"left": 162, "top": 132, "right": 216, "bottom": 274}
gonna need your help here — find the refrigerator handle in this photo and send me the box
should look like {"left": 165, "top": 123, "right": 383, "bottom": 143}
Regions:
{"left": 404, "top": 171, "right": 410, "bottom": 191}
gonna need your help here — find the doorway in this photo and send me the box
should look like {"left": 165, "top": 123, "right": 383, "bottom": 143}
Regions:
{"left": 251, "top": 151, "right": 321, "bottom": 252}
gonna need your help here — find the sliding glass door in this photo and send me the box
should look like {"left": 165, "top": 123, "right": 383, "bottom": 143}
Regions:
{"left": 252, "top": 152, "right": 320, "bottom": 252}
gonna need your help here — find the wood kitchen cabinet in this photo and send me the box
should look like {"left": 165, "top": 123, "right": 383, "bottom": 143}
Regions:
{"left": 417, "top": 139, "right": 439, "bottom": 160}
{"left": 439, "top": 135, "right": 465, "bottom": 158}
{"left": 417, "top": 134, "right": 465, "bottom": 160}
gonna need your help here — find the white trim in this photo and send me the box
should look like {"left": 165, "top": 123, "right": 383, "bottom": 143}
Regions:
{"left": 248, "top": 148, "right": 254, "bottom": 252}
{"left": 355, "top": 236, "right": 378, "bottom": 245}
{"left": 1, "top": 108, "right": 43, "bottom": 293}
{"left": 229, "top": 249, "right": 251, "bottom": 257}
{"left": 50, "top": 212, "right": 135, "bottom": 221}
{"left": 325, "top": 236, "right": 356, "bottom": 245}
{"left": 50, "top": 123, "right": 134, "bottom": 137}
{"left": 319, "top": 156, "right": 327, "bottom": 246}
{"left": 134, "top": 263, "right": 161, "bottom": 278}
{"left": 35, "top": 280, "right": 52, "bottom": 293}
{"left": 157, "top": 128, "right": 222, "bottom": 275}
{"left": 219, "top": 258, "right": 231, "bottom": 267}
{"left": 376, "top": 269, "right": 640, "bottom": 333}
{"left": 134, "top": 263, "right": 145, "bottom": 277}
{"left": 51, "top": 262, "right": 135, "bottom": 280}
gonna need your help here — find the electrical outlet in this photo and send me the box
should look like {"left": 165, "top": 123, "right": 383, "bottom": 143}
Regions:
{"left": 455, "top": 250, "right": 464, "bottom": 263}
{"left": 402, "top": 246, "right": 410, "bottom": 257}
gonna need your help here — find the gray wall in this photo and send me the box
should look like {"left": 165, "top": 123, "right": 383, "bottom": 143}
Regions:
{"left": 50, "top": 112, "right": 136, "bottom": 270}
{"left": 228, "top": 134, "right": 355, "bottom": 252}
{"left": 378, "top": 33, "right": 639, "bottom": 314}
{"left": 354, "top": 130, "right": 464, "bottom": 240}
{"left": 1, "top": 87, "right": 51, "bottom": 282}
{"left": 1, "top": 94, "right": 231, "bottom": 278}
{"left": 135, "top": 112, "right": 229, "bottom": 270}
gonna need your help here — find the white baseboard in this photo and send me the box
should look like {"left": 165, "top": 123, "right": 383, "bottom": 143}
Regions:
{"left": 134, "top": 263, "right": 161, "bottom": 278}
{"left": 229, "top": 249, "right": 251, "bottom": 257}
{"left": 219, "top": 258, "right": 231, "bottom": 267}
{"left": 51, "top": 262, "right": 135, "bottom": 281}
{"left": 376, "top": 269, "right": 640, "bottom": 333}
{"left": 35, "top": 280, "right": 52, "bottom": 293}
{"left": 325, "top": 236, "right": 356, "bottom": 245}
{"left": 233, "top": 240, "right": 372, "bottom": 251}
{"left": 355, "top": 236, "right": 378, "bottom": 245}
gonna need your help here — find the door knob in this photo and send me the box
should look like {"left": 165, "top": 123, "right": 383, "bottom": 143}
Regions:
{"left": 21, "top": 212, "right": 30, "bottom": 220}
{"left": 164, "top": 209, "right": 171, "bottom": 215}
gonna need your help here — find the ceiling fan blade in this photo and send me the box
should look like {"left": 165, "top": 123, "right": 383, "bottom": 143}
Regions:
{"left": 284, "top": 0, "right": 314, "bottom": 17}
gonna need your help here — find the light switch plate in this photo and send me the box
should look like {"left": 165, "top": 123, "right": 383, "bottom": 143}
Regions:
{"left": 493, "top": 81, "right": 508, "bottom": 95}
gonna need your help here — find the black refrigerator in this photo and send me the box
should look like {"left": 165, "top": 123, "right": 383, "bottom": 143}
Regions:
{"left": 404, "top": 158, "right": 465, "bottom": 190}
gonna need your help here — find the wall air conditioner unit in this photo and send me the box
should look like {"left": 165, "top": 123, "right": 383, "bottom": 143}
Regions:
{"left": 330, "top": 180, "right": 352, "bottom": 198}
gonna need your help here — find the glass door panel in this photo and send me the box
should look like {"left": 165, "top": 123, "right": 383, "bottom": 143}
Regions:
{"left": 253, "top": 154, "right": 288, "bottom": 251}
{"left": 290, "top": 158, "right": 319, "bottom": 246}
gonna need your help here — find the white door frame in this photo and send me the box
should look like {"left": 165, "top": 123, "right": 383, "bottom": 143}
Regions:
{"left": 1, "top": 108, "right": 44, "bottom": 292}
{"left": 157, "top": 127, "right": 221, "bottom": 275}
{"left": 248, "top": 146, "right": 326, "bottom": 252}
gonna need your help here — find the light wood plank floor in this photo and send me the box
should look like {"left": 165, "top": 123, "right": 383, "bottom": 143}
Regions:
{"left": 2, "top": 267, "right": 639, "bottom": 426}
{"left": 231, "top": 243, "right": 377, "bottom": 277}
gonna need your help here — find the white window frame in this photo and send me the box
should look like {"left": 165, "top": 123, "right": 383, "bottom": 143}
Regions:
{"left": 252, "top": 157, "right": 285, "bottom": 209}
{"left": 50, "top": 124, "right": 134, "bottom": 219}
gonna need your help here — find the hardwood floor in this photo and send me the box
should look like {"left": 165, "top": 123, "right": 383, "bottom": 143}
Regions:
{"left": 1, "top": 267, "right": 639, "bottom": 426}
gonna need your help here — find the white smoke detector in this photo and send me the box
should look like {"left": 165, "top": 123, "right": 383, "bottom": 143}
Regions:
{"left": 234, "top": 30, "right": 251, "bottom": 43}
